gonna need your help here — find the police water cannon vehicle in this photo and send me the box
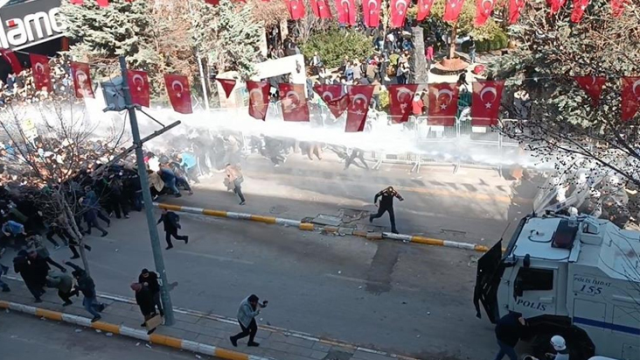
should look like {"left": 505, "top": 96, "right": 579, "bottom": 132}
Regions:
{"left": 474, "top": 214, "right": 640, "bottom": 360}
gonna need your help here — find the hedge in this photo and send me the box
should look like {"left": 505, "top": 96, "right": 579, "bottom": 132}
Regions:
{"left": 301, "top": 27, "right": 375, "bottom": 69}
{"left": 462, "top": 31, "right": 509, "bottom": 53}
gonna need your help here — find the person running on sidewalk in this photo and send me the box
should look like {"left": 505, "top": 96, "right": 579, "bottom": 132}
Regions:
{"left": 138, "top": 268, "right": 163, "bottom": 316}
{"left": 46, "top": 270, "right": 74, "bottom": 306}
{"left": 0, "top": 249, "right": 10, "bottom": 292}
{"left": 369, "top": 186, "right": 404, "bottom": 234}
{"left": 224, "top": 163, "right": 245, "bottom": 205}
{"left": 230, "top": 294, "right": 268, "bottom": 347}
{"left": 13, "top": 250, "right": 46, "bottom": 302}
{"left": 131, "top": 282, "right": 157, "bottom": 331}
{"left": 66, "top": 261, "right": 105, "bottom": 322}
{"left": 28, "top": 234, "right": 67, "bottom": 273}
{"left": 157, "top": 208, "right": 189, "bottom": 250}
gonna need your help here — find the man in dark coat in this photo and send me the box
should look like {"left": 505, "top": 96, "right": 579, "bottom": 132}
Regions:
{"left": 369, "top": 186, "right": 404, "bottom": 234}
{"left": 157, "top": 208, "right": 188, "bottom": 250}
{"left": 13, "top": 250, "right": 44, "bottom": 302}
{"left": 139, "top": 268, "right": 163, "bottom": 316}
{"left": 131, "top": 282, "right": 157, "bottom": 328}
{"left": 46, "top": 271, "right": 74, "bottom": 306}
{"left": 494, "top": 312, "right": 527, "bottom": 360}
{"left": 66, "top": 261, "right": 105, "bottom": 322}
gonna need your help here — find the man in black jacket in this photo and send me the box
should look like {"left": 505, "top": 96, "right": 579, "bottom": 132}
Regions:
{"left": 131, "top": 282, "right": 157, "bottom": 330}
{"left": 369, "top": 186, "right": 404, "bottom": 234}
{"left": 157, "top": 208, "right": 189, "bottom": 250}
{"left": 139, "top": 268, "right": 163, "bottom": 316}
{"left": 66, "top": 261, "right": 105, "bottom": 322}
{"left": 493, "top": 312, "right": 527, "bottom": 360}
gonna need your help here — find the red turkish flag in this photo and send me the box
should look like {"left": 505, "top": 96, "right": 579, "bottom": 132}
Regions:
{"left": 314, "top": 84, "right": 348, "bottom": 118}
{"left": 475, "top": 0, "right": 496, "bottom": 26}
{"left": 310, "top": 0, "right": 332, "bottom": 18}
{"left": 70, "top": 0, "right": 84, "bottom": 4}
{"left": 279, "top": 83, "right": 309, "bottom": 122}
{"left": 509, "top": 0, "right": 526, "bottom": 24}
{"left": 127, "top": 70, "right": 150, "bottom": 108}
{"left": 97, "top": 0, "right": 109, "bottom": 7}
{"left": 0, "top": 49, "right": 22, "bottom": 74}
{"left": 548, "top": 0, "right": 566, "bottom": 14}
{"left": 428, "top": 83, "right": 458, "bottom": 126}
{"left": 574, "top": 76, "right": 606, "bottom": 107}
{"left": 389, "top": 0, "right": 409, "bottom": 28}
{"left": 29, "top": 54, "right": 51, "bottom": 92}
{"left": 345, "top": 85, "right": 374, "bottom": 132}
{"left": 216, "top": 78, "right": 236, "bottom": 98}
{"left": 621, "top": 77, "right": 640, "bottom": 122}
{"left": 164, "top": 74, "right": 192, "bottom": 114}
{"left": 611, "top": 0, "right": 627, "bottom": 17}
{"left": 417, "top": 0, "right": 435, "bottom": 21}
{"left": 362, "top": 0, "right": 381, "bottom": 28}
{"left": 388, "top": 84, "right": 419, "bottom": 124}
{"left": 443, "top": 0, "right": 465, "bottom": 22}
{"left": 204, "top": 0, "right": 220, "bottom": 4}
{"left": 70, "top": 62, "right": 94, "bottom": 99}
{"left": 247, "top": 80, "right": 270, "bottom": 121}
{"left": 285, "top": 0, "right": 305, "bottom": 20}
{"left": 335, "top": 0, "right": 356, "bottom": 26}
{"left": 471, "top": 80, "right": 504, "bottom": 126}
{"left": 571, "top": 0, "right": 589, "bottom": 22}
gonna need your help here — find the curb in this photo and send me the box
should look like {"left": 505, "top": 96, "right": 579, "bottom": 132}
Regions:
{"left": 0, "top": 300, "right": 269, "bottom": 360}
{"left": 155, "top": 203, "right": 490, "bottom": 253}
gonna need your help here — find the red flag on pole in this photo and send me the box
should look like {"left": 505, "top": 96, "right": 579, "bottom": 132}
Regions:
{"left": 0, "top": 49, "right": 22, "bottom": 74}
{"left": 285, "top": 0, "right": 305, "bottom": 20}
{"left": 345, "top": 85, "right": 374, "bottom": 132}
{"left": 279, "top": 83, "right": 309, "bottom": 122}
{"left": 70, "top": 62, "right": 94, "bottom": 99}
{"left": 475, "top": 0, "right": 496, "bottom": 26}
{"left": 362, "top": 0, "right": 381, "bottom": 28}
{"left": 388, "top": 84, "right": 419, "bottom": 124}
{"left": 389, "top": 0, "right": 409, "bottom": 28}
{"left": 443, "top": 0, "right": 465, "bottom": 22}
{"left": 216, "top": 78, "right": 236, "bottom": 98}
{"left": 574, "top": 76, "right": 606, "bottom": 107}
{"left": 335, "top": 0, "right": 356, "bottom": 26}
{"left": 204, "top": 0, "right": 220, "bottom": 4}
{"left": 310, "top": 0, "right": 332, "bottom": 18}
{"left": 621, "top": 77, "right": 640, "bottom": 122}
{"left": 471, "top": 80, "right": 504, "bottom": 126}
{"left": 417, "top": 0, "right": 435, "bottom": 21}
{"left": 548, "top": 0, "right": 566, "bottom": 14}
{"left": 164, "top": 74, "right": 192, "bottom": 114}
{"left": 70, "top": 0, "right": 84, "bottom": 4}
{"left": 570, "top": 0, "right": 589, "bottom": 22}
{"left": 30, "top": 54, "right": 51, "bottom": 92}
{"left": 313, "top": 84, "right": 348, "bottom": 118}
{"left": 509, "top": 0, "right": 526, "bottom": 24}
{"left": 97, "top": 0, "right": 109, "bottom": 7}
{"left": 127, "top": 69, "right": 150, "bottom": 108}
{"left": 247, "top": 80, "right": 270, "bottom": 121}
{"left": 611, "top": 0, "right": 627, "bottom": 17}
{"left": 428, "top": 83, "right": 458, "bottom": 126}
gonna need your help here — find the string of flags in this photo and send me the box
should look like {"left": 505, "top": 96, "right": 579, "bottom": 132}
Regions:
{"left": 68, "top": 0, "right": 629, "bottom": 26}
{"left": 1, "top": 52, "right": 638, "bottom": 132}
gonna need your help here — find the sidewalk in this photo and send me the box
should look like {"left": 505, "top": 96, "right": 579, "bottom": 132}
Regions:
{"left": 0, "top": 277, "right": 416, "bottom": 360}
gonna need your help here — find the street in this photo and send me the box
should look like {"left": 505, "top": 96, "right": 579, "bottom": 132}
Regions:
{"left": 1, "top": 157, "right": 539, "bottom": 360}
{"left": 0, "top": 311, "right": 204, "bottom": 360}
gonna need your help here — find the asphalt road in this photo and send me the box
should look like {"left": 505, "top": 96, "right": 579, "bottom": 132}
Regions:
{"left": 0, "top": 311, "right": 206, "bottom": 360}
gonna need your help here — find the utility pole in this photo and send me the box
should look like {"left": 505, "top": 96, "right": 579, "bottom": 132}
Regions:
{"left": 187, "top": 0, "right": 211, "bottom": 112}
{"left": 118, "top": 56, "right": 175, "bottom": 326}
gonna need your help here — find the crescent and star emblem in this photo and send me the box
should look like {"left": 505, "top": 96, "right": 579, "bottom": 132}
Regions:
{"left": 632, "top": 79, "right": 640, "bottom": 100}
{"left": 436, "top": 88, "right": 454, "bottom": 110}
{"left": 172, "top": 80, "right": 184, "bottom": 97}
{"left": 480, "top": 86, "right": 497, "bottom": 109}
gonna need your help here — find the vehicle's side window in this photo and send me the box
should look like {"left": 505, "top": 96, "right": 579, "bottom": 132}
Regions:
{"left": 516, "top": 268, "right": 554, "bottom": 291}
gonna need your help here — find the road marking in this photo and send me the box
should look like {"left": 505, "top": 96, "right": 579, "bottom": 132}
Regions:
{"left": 325, "top": 273, "right": 419, "bottom": 292}
{"left": 176, "top": 250, "right": 255, "bottom": 265}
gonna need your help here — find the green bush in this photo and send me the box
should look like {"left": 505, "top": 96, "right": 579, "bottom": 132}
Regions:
{"left": 462, "top": 30, "right": 509, "bottom": 53}
{"left": 301, "top": 27, "right": 375, "bottom": 69}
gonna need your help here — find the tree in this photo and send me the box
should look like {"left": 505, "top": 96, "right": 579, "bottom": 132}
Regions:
{"left": 191, "top": 0, "right": 263, "bottom": 80}
{"left": 491, "top": 0, "right": 640, "bottom": 224}
{"left": 429, "top": 0, "right": 506, "bottom": 59}
{"left": 301, "top": 27, "right": 375, "bottom": 68}
{"left": 0, "top": 59, "right": 128, "bottom": 274}
{"left": 61, "top": 0, "right": 165, "bottom": 94}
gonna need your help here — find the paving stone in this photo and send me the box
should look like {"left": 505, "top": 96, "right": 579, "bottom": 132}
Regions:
{"left": 286, "top": 343, "right": 315, "bottom": 357}
{"left": 311, "top": 350, "right": 330, "bottom": 359}
{"left": 284, "top": 335, "right": 316, "bottom": 348}
{"left": 352, "top": 350, "right": 395, "bottom": 360}
{"left": 263, "top": 340, "right": 290, "bottom": 352}
{"left": 312, "top": 342, "right": 332, "bottom": 352}
{"left": 173, "top": 311, "right": 200, "bottom": 324}
{"left": 263, "top": 349, "right": 314, "bottom": 360}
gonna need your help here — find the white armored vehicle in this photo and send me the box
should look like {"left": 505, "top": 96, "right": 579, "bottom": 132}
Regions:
{"left": 474, "top": 214, "right": 640, "bottom": 360}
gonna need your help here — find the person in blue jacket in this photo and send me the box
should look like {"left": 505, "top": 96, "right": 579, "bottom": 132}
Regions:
{"left": 178, "top": 152, "right": 199, "bottom": 184}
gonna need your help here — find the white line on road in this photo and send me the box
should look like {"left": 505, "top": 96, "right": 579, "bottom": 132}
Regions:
{"left": 175, "top": 250, "right": 255, "bottom": 265}
{"left": 325, "top": 273, "right": 419, "bottom": 292}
